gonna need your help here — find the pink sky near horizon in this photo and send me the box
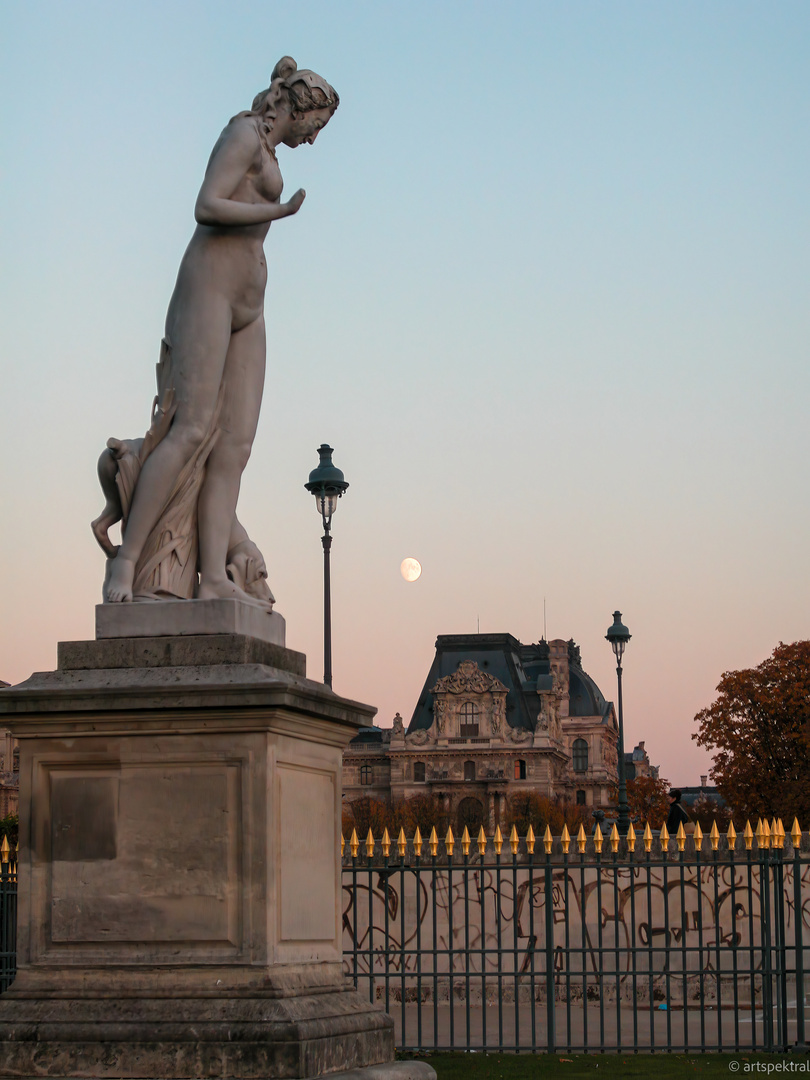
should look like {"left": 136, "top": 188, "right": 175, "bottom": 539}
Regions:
{"left": 1, "top": 2, "right": 808, "bottom": 787}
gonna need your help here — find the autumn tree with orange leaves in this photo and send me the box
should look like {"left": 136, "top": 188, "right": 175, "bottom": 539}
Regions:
{"left": 692, "top": 641, "right": 810, "bottom": 823}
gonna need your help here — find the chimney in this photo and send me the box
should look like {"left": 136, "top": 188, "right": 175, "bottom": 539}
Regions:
{"left": 700, "top": 775, "right": 707, "bottom": 788}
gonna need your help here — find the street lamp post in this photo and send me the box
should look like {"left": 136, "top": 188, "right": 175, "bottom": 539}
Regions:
{"left": 305, "top": 444, "right": 349, "bottom": 689}
{"left": 605, "top": 610, "right": 632, "bottom": 835}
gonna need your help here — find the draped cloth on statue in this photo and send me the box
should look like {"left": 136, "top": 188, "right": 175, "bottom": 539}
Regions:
{"left": 106, "top": 339, "right": 224, "bottom": 601}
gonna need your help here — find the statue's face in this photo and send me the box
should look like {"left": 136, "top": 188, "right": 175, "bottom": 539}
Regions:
{"left": 282, "top": 106, "right": 335, "bottom": 148}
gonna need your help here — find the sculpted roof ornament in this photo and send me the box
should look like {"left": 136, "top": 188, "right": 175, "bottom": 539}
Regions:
{"left": 431, "top": 660, "right": 508, "bottom": 696}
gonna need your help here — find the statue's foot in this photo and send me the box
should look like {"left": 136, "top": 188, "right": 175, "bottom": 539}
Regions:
{"left": 197, "top": 578, "right": 274, "bottom": 613}
{"left": 104, "top": 555, "right": 135, "bottom": 603}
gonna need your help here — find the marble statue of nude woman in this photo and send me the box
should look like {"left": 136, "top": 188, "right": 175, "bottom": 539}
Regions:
{"left": 91, "top": 57, "right": 338, "bottom": 609}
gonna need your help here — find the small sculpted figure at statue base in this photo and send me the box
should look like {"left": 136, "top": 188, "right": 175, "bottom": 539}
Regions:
{"left": 92, "top": 56, "right": 338, "bottom": 611}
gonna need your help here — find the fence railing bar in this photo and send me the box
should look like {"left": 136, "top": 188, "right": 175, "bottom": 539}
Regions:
{"left": 792, "top": 844, "right": 806, "bottom": 1049}
{"left": 628, "top": 855, "right": 639, "bottom": 1051}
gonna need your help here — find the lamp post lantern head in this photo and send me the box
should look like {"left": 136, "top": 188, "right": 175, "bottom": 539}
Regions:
{"left": 606, "top": 610, "right": 631, "bottom": 664}
{"left": 305, "top": 444, "right": 349, "bottom": 530}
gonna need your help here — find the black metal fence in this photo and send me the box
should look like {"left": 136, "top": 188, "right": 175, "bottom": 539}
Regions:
{"left": 342, "top": 821, "right": 809, "bottom": 1054}
{"left": 0, "top": 843, "right": 16, "bottom": 994}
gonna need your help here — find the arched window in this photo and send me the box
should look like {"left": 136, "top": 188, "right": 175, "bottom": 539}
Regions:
{"left": 572, "top": 738, "right": 588, "bottom": 773}
{"left": 457, "top": 797, "right": 484, "bottom": 835}
{"left": 576, "top": 790, "right": 586, "bottom": 805}
{"left": 413, "top": 761, "right": 425, "bottom": 783}
{"left": 514, "top": 759, "right": 526, "bottom": 780}
{"left": 460, "top": 701, "right": 479, "bottom": 737}
{"left": 360, "top": 764, "right": 372, "bottom": 785}
{"left": 464, "top": 760, "right": 476, "bottom": 781}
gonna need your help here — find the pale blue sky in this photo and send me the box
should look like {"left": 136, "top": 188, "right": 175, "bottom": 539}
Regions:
{"left": 2, "top": 1, "right": 808, "bottom": 783}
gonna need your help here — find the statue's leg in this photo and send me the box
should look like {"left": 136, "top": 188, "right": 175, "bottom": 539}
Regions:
{"left": 196, "top": 315, "right": 268, "bottom": 608}
{"left": 104, "top": 295, "right": 232, "bottom": 603}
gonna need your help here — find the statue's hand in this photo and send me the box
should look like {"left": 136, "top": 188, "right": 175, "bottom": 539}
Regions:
{"left": 285, "top": 188, "right": 306, "bottom": 215}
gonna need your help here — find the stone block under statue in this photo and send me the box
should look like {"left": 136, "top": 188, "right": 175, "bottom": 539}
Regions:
{"left": 0, "top": 602, "right": 414, "bottom": 1079}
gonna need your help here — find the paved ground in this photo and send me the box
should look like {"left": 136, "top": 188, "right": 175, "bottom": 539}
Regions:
{"left": 382, "top": 999, "right": 806, "bottom": 1053}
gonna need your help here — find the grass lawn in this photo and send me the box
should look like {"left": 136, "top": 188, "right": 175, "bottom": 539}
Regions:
{"left": 400, "top": 1050, "right": 807, "bottom": 1078}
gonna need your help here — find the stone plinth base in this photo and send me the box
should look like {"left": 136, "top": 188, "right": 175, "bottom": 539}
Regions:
{"left": 0, "top": 988, "right": 393, "bottom": 1079}
{"left": 96, "top": 597, "right": 286, "bottom": 646}
{"left": 0, "top": 618, "right": 395, "bottom": 1078}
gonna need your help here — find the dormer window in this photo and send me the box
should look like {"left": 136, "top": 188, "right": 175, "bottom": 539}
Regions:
{"left": 459, "top": 701, "right": 479, "bottom": 737}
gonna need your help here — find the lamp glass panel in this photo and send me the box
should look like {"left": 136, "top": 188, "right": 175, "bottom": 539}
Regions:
{"left": 315, "top": 493, "right": 339, "bottom": 517}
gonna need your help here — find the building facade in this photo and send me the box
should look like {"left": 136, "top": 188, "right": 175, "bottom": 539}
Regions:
{"left": 344, "top": 633, "right": 640, "bottom": 831}
{"left": 0, "top": 724, "right": 19, "bottom": 819}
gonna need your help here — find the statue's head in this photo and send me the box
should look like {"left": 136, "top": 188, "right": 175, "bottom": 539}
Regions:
{"left": 252, "top": 57, "right": 338, "bottom": 146}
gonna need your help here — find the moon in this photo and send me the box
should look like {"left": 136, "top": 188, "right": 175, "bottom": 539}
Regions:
{"left": 400, "top": 557, "right": 422, "bottom": 582}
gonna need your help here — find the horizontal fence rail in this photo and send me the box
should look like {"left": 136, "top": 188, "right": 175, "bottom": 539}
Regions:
{"left": 342, "top": 818, "right": 809, "bottom": 1054}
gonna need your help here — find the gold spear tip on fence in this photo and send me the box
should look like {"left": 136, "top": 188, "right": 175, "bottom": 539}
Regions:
{"left": 676, "top": 822, "right": 686, "bottom": 851}
{"left": 727, "top": 821, "right": 737, "bottom": 847}
{"left": 350, "top": 827, "right": 359, "bottom": 857}
{"left": 744, "top": 820, "right": 754, "bottom": 849}
{"left": 510, "top": 824, "right": 519, "bottom": 855}
{"left": 527, "top": 824, "right": 536, "bottom": 854}
{"left": 791, "top": 818, "right": 802, "bottom": 848}
{"left": 445, "top": 825, "right": 455, "bottom": 856}
{"left": 429, "top": 826, "right": 438, "bottom": 856}
{"left": 477, "top": 825, "right": 487, "bottom": 855}
{"left": 0, "top": 836, "right": 8, "bottom": 862}
{"left": 341, "top": 833, "right": 345, "bottom": 856}
{"left": 593, "top": 823, "right": 604, "bottom": 853}
{"left": 626, "top": 822, "right": 636, "bottom": 850}
{"left": 543, "top": 824, "right": 553, "bottom": 854}
{"left": 761, "top": 819, "right": 771, "bottom": 850}
{"left": 398, "top": 826, "right": 407, "bottom": 857}
{"left": 775, "top": 819, "right": 785, "bottom": 850}
{"left": 561, "top": 823, "right": 571, "bottom": 854}
{"left": 710, "top": 821, "right": 719, "bottom": 851}
{"left": 610, "top": 823, "right": 620, "bottom": 853}
{"left": 413, "top": 826, "right": 423, "bottom": 856}
{"left": 461, "top": 825, "right": 471, "bottom": 856}
{"left": 494, "top": 825, "right": 503, "bottom": 855}
{"left": 382, "top": 827, "right": 391, "bottom": 857}
{"left": 659, "top": 823, "right": 669, "bottom": 845}
{"left": 693, "top": 822, "right": 703, "bottom": 850}
{"left": 643, "top": 822, "right": 653, "bottom": 852}
{"left": 577, "top": 823, "right": 587, "bottom": 854}
{"left": 366, "top": 828, "right": 375, "bottom": 857}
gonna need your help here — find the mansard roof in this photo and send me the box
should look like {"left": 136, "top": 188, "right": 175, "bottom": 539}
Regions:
{"left": 407, "top": 633, "right": 613, "bottom": 735}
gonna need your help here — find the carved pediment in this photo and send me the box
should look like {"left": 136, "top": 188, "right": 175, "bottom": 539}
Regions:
{"left": 431, "top": 660, "right": 507, "bottom": 696}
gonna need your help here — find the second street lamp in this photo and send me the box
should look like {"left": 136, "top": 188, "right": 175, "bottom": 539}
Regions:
{"left": 605, "top": 610, "right": 632, "bottom": 835}
{"left": 305, "top": 444, "right": 349, "bottom": 690}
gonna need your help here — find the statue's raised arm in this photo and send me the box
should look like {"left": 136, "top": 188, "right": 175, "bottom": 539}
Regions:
{"left": 92, "top": 57, "right": 338, "bottom": 610}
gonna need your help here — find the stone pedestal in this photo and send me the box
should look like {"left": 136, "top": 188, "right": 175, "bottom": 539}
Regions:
{"left": 0, "top": 602, "right": 397, "bottom": 1078}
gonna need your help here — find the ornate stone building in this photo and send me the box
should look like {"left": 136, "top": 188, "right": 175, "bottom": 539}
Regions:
{"left": 343, "top": 633, "right": 635, "bottom": 831}
{"left": 0, "top": 724, "right": 19, "bottom": 819}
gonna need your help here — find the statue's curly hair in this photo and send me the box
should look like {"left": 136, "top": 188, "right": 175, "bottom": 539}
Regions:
{"left": 252, "top": 56, "right": 339, "bottom": 116}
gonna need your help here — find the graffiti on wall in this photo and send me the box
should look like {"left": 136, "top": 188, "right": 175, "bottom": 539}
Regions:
{"left": 343, "top": 858, "right": 810, "bottom": 985}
